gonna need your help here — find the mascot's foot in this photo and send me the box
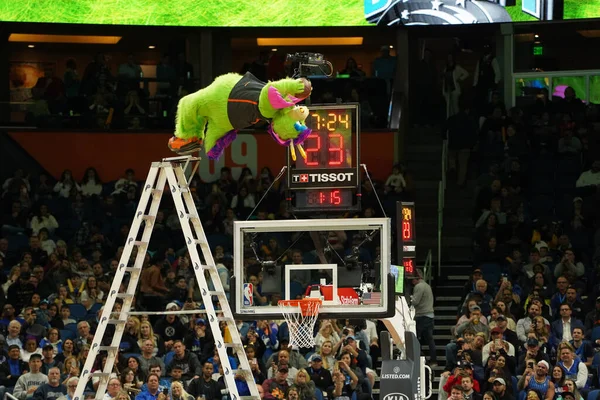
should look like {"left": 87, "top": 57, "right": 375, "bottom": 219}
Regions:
{"left": 168, "top": 136, "right": 203, "bottom": 155}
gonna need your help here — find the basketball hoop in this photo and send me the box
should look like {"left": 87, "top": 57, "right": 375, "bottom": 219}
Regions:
{"left": 278, "top": 298, "right": 322, "bottom": 348}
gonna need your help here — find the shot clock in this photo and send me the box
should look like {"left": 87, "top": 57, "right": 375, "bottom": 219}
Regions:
{"left": 287, "top": 104, "right": 360, "bottom": 212}
{"left": 397, "top": 201, "right": 418, "bottom": 291}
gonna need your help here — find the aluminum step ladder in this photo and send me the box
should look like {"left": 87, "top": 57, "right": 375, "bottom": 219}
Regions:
{"left": 74, "top": 156, "right": 259, "bottom": 400}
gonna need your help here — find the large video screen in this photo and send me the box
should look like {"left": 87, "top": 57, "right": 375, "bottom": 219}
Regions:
{"left": 0, "top": 0, "right": 371, "bottom": 27}
{"left": 366, "top": 0, "right": 600, "bottom": 26}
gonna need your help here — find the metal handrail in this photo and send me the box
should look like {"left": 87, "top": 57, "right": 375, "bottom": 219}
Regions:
{"left": 7, "top": 393, "right": 17, "bottom": 400}
{"left": 422, "top": 249, "right": 433, "bottom": 285}
{"left": 437, "top": 139, "right": 448, "bottom": 277}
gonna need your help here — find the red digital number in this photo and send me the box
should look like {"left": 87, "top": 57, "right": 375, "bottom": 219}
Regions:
{"left": 328, "top": 133, "right": 344, "bottom": 166}
{"left": 403, "top": 258, "right": 414, "bottom": 273}
{"left": 402, "top": 221, "right": 412, "bottom": 240}
{"left": 304, "top": 133, "right": 321, "bottom": 166}
{"left": 331, "top": 190, "right": 341, "bottom": 205}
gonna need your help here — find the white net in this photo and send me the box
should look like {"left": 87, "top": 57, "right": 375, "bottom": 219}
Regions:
{"left": 278, "top": 299, "right": 322, "bottom": 348}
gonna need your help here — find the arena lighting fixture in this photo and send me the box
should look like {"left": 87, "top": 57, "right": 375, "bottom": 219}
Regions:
{"left": 9, "top": 33, "right": 122, "bottom": 44}
{"left": 148, "top": 45, "right": 156, "bottom": 49}
{"left": 256, "top": 37, "right": 363, "bottom": 46}
{"left": 27, "top": 44, "right": 35, "bottom": 48}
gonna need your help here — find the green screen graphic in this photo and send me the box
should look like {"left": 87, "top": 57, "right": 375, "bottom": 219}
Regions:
{"left": 0, "top": 0, "right": 370, "bottom": 27}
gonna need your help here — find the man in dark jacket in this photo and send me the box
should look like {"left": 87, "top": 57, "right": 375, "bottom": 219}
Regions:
{"left": 306, "top": 354, "right": 333, "bottom": 397}
{"left": 0, "top": 344, "right": 29, "bottom": 398}
{"left": 188, "top": 362, "right": 221, "bottom": 399}
{"left": 166, "top": 340, "right": 202, "bottom": 381}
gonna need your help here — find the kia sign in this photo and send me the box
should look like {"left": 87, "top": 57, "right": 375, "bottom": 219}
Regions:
{"left": 289, "top": 169, "right": 357, "bottom": 189}
{"left": 383, "top": 394, "right": 411, "bottom": 400}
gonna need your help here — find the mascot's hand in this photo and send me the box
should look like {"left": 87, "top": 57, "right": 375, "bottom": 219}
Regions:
{"left": 295, "top": 78, "right": 312, "bottom": 100}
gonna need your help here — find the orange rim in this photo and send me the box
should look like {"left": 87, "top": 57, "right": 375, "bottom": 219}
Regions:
{"left": 278, "top": 298, "right": 322, "bottom": 317}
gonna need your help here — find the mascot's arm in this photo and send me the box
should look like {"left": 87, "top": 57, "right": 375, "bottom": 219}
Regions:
{"left": 174, "top": 92, "right": 207, "bottom": 140}
{"left": 268, "top": 78, "right": 306, "bottom": 98}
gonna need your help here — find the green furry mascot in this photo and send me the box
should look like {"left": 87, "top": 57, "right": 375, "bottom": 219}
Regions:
{"left": 168, "top": 72, "right": 312, "bottom": 160}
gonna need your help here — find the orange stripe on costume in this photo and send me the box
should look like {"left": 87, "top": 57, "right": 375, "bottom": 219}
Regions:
{"left": 228, "top": 99, "right": 257, "bottom": 105}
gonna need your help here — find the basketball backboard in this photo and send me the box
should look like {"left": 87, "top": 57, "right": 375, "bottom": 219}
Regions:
{"left": 231, "top": 218, "right": 394, "bottom": 320}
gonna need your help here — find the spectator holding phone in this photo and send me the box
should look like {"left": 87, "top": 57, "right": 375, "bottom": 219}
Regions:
{"left": 518, "top": 360, "right": 555, "bottom": 400}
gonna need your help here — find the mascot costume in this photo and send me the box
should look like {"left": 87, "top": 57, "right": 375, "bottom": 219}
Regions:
{"left": 168, "top": 72, "right": 312, "bottom": 161}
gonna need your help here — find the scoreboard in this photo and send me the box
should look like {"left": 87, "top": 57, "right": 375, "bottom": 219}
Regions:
{"left": 287, "top": 104, "right": 360, "bottom": 213}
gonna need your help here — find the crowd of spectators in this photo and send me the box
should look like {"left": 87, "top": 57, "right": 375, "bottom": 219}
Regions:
{"left": 439, "top": 43, "right": 600, "bottom": 400}
{"left": 23, "top": 49, "right": 395, "bottom": 131}
{"left": 0, "top": 153, "right": 412, "bottom": 400}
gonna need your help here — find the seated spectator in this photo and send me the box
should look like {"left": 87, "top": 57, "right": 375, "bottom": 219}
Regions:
{"left": 443, "top": 361, "right": 481, "bottom": 396}
{"left": 0, "top": 344, "right": 28, "bottom": 390}
{"left": 554, "top": 251, "right": 585, "bottom": 280}
{"left": 461, "top": 375, "right": 481, "bottom": 400}
{"left": 569, "top": 327, "right": 593, "bottom": 366}
{"left": 307, "top": 353, "right": 333, "bottom": 396}
{"left": 575, "top": 159, "right": 600, "bottom": 194}
{"left": 555, "top": 343, "right": 587, "bottom": 389}
{"left": 517, "top": 304, "right": 550, "bottom": 343}
{"left": 170, "top": 381, "right": 193, "bottom": 400}
{"left": 30, "top": 204, "right": 59, "bottom": 235}
{"left": 290, "top": 368, "right": 316, "bottom": 400}
{"left": 32, "top": 367, "right": 66, "bottom": 400}
{"left": 314, "top": 320, "right": 342, "bottom": 354}
{"left": 456, "top": 305, "right": 490, "bottom": 340}
{"left": 482, "top": 327, "right": 516, "bottom": 367}
{"left": 167, "top": 340, "right": 201, "bottom": 382}
{"left": 153, "top": 307, "right": 186, "bottom": 350}
{"left": 13, "top": 353, "right": 48, "bottom": 400}
{"left": 560, "top": 380, "right": 584, "bottom": 400}
{"left": 41, "top": 344, "right": 63, "bottom": 374}
{"left": 134, "top": 374, "right": 163, "bottom": 400}
{"left": 263, "top": 365, "right": 290, "bottom": 400}
{"left": 491, "top": 378, "right": 515, "bottom": 400}
{"left": 266, "top": 344, "right": 308, "bottom": 372}
{"left": 332, "top": 357, "right": 360, "bottom": 400}
{"left": 517, "top": 360, "right": 555, "bottom": 400}
{"left": 551, "top": 304, "right": 584, "bottom": 346}
{"left": 516, "top": 338, "right": 551, "bottom": 375}
{"left": 493, "top": 301, "right": 517, "bottom": 328}
{"left": 188, "top": 361, "right": 220, "bottom": 399}
{"left": 384, "top": 164, "right": 407, "bottom": 194}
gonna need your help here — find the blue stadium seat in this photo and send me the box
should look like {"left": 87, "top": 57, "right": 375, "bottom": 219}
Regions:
{"left": 512, "top": 376, "right": 518, "bottom": 398}
{"left": 60, "top": 329, "right": 76, "bottom": 340}
{"left": 592, "top": 327, "right": 600, "bottom": 343}
{"left": 68, "top": 304, "right": 88, "bottom": 321}
{"left": 64, "top": 323, "right": 78, "bottom": 336}
{"left": 587, "top": 389, "right": 600, "bottom": 400}
{"left": 480, "top": 263, "right": 502, "bottom": 286}
{"left": 87, "top": 303, "right": 102, "bottom": 317}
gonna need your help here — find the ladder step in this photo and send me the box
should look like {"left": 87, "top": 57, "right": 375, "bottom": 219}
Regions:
{"left": 107, "top": 319, "right": 127, "bottom": 326}
{"left": 116, "top": 293, "right": 135, "bottom": 299}
{"left": 217, "top": 315, "right": 235, "bottom": 322}
{"left": 89, "top": 372, "right": 111, "bottom": 379}
{"left": 224, "top": 342, "right": 245, "bottom": 349}
{"left": 98, "top": 346, "right": 119, "bottom": 353}
{"left": 209, "top": 291, "right": 227, "bottom": 297}
{"left": 123, "top": 267, "right": 142, "bottom": 274}
{"left": 151, "top": 189, "right": 163, "bottom": 196}
{"left": 134, "top": 241, "right": 148, "bottom": 247}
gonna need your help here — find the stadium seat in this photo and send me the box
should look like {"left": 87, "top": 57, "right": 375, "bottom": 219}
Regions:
{"left": 60, "top": 329, "right": 76, "bottom": 340}
{"left": 87, "top": 303, "right": 102, "bottom": 316}
{"left": 68, "top": 304, "right": 88, "bottom": 321}
{"left": 64, "top": 323, "right": 78, "bottom": 336}
{"left": 480, "top": 263, "right": 502, "bottom": 286}
{"left": 588, "top": 389, "right": 600, "bottom": 400}
{"left": 592, "top": 327, "right": 600, "bottom": 343}
{"left": 512, "top": 376, "right": 518, "bottom": 398}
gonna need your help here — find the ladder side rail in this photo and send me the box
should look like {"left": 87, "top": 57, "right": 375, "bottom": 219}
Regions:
{"left": 165, "top": 166, "right": 256, "bottom": 399}
{"left": 172, "top": 166, "right": 259, "bottom": 399}
{"left": 74, "top": 165, "right": 164, "bottom": 400}
{"left": 97, "top": 167, "right": 170, "bottom": 398}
